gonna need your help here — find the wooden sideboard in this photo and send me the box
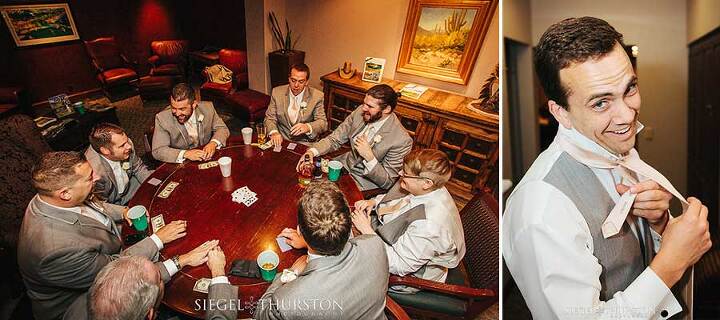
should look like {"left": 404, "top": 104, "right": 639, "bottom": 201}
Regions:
{"left": 320, "top": 71, "right": 498, "bottom": 201}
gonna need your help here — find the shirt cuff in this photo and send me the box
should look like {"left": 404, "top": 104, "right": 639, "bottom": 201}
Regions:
{"left": 624, "top": 268, "right": 682, "bottom": 318}
{"left": 269, "top": 129, "right": 279, "bottom": 136}
{"left": 310, "top": 148, "right": 320, "bottom": 157}
{"left": 211, "top": 139, "right": 223, "bottom": 148}
{"left": 363, "top": 158, "right": 378, "bottom": 173}
{"left": 176, "top": 150, "right": 186, "bottom": 163}
{"left": 150, "top": 234, "right": 164, "bottom": 250}
{"left": 306, "top": 123, "right": 313, "bottom": 135}
{"left": 211, "top": 276, "right": 230, "bottom": 285}
{"left": 162, "top": 259, "right": 179, "bottom": 277}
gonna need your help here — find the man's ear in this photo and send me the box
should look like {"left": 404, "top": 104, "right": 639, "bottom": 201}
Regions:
{"left": 422, "top": 179, "right": 435, "bottom": 191}
{"left": 99, "top": 146, "right": 111, "bottom": 156}
{"left": 383, "top": 105, "right": 393, "bottom": 115}
{"left": 548, "top": 100, "right": 573, "bottom": 129}
{"left": 58, "top": 188, "right": 72, "bottom": 201}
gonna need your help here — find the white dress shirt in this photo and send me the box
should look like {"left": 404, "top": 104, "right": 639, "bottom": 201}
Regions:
{"left": 502, "top": 125, "right": 680, "bottom": 319}
{"left": 269, "top": 88, "right": 314, "bottom": 137}
{"left": 101, "top": 155, "right": 129, "bottom": 193}
{"left": 373, "top": 186, "right": 465, "bottom": 283}
{"left": 176, "top": 110, "right": 223, "bottom": 163}
{"left": 310, "top": 114, "right": 390, "bottom": 173}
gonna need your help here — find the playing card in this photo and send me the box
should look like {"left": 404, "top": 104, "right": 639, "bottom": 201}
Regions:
{"left": 193, "top": 278, "right": 211, "bottom": 294}
{"left": 273, "top": 144, "right": 282, "bottom": 152}
{"left": 276, "top": 236, "right": 292, "bottom": 252}
{"left": 199, "top": 161, "right": 218, "bottom": 170}
{"left": 287, "top": 143, "right": 297, "bottom": 150}
{"left": 147, "top": 178, "right": 162, "bottom": 186}
{"left": 151, "top": 215, "right": 165, "bottom": 232}
{"left": 242, "top": 195, "right": 258, "bottom": 207}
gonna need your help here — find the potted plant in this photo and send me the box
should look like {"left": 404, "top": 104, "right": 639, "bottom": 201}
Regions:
{"left": 268, "top": 11, "right": 305, "bottom": 88}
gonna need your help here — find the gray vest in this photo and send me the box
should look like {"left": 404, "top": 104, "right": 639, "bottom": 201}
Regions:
{"left": 543, "top": 152, "right": 653, "bottom": 300}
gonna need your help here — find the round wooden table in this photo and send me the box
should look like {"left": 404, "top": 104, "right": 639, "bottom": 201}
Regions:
{"left": 128, "top": 137, "right": 363, "bottom": 318}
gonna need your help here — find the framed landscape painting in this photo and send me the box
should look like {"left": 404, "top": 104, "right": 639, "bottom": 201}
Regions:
{"left": 396, "top": 0, "right": 497, "bottom": 85}
{"left": 1, "top": 3, "right": 80, "bottom": 47}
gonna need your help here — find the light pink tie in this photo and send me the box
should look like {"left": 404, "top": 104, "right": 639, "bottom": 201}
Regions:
{"left": 556, "top": 132, "right": 688, "bottom": 238}
{"left": 288, "top": 96, "right": 299, "bottom": 124}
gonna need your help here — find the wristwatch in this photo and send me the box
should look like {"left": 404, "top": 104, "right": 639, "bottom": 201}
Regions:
{"left": 171, "top": 255, "right": 181, "bottom": 270}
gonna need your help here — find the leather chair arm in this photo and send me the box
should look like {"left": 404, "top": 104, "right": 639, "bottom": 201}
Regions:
{"left": 388, "top": 275, "right": 496, "bottom": 300}
{"left": 147, "top": 55, "right": 160, "bottom": 67}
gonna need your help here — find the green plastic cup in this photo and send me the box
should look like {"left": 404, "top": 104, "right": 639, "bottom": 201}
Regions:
{"left": 328, "top": 160, "right": 343, "bottom": 182}
{"left": 257, "top": 250, "right": 279, "bottom": 282}
{"left": 128, "top": 205, "right": 148, "bottom": 232}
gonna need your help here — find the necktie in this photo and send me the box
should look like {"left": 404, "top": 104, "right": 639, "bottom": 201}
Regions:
{"left": 116, "top": 162, "right": 129, "bottom": 193}
{"left": 556, "top": 130, "right": 687, "bottom": 238}
{"left": 185, "top": 120, "right": 199, "bottom": 147}
{"left": 377, "top": 197, "right": 411, "bottom": 216}
{"left": 288, "top": 96, "right": 299, "bottom": 124}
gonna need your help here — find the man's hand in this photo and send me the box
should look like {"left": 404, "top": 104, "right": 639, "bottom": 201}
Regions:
{"left": 354, "top": 199, "right": 377, "bottom": 217}
{"left": 207, "top": 245, "right": 227, "bottom": 278}
{"left": 617, "top": 180, "right": 672, "bottom": 233}
{"left": 271, "top": 132, "right": 283, "bottom": 147}
{"left": 351, "top": 209, "right": 375, "bottom": 235}
{"left": 296, "top": 151, "right": 314, "bottom": 172}
{"left": 650, "top": 197, "right": 711, "bottom": 287}
{"left": 202, "top": 141, "right": 218, "bottom": 160}
{"left": 290, "top": 123, "right": 311, "bottom": 136}
{"left": 154, "top": 220, "right": 187, "bottom": 244}
{"left": 184, "top": 149, "right": 207, "bottom": 162}
{"left": 279, "top": 227, "right": 308, "bottom": 249}
{"left": 121, "top": 207, "right": 146, "bottom": 226}
{"left": 353, "top": 135, "right": 375, "bottom": 162}
{"left": 179, "top": 239, "right": 219, "bottom": 268}
{"left": 290, "top": 255, "right": 309, "bottom": 274}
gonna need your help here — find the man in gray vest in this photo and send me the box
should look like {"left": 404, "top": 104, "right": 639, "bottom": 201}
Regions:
{"left": 502, "top": 17, "right": 711, "bottom": 319}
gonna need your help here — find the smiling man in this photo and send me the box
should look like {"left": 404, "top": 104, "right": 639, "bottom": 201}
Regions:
{"left": 296, "top": 84, "right": 412, "bottom": 191}
{"left": 502, "top": 17, "right": 711, "bottom": 319}
{"left": 152, "top": 83, "right": 230, "bottom": 163}
{"left": 85, "top": 123, "right": 152, "bottom": 205}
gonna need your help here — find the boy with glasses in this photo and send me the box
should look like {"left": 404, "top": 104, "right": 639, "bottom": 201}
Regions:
{"left": 351, "top": 149, "right": 465, "bottom": 289}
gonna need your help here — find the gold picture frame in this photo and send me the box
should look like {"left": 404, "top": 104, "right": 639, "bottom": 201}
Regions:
{"left": 1, "top": 3, "right": 80, "bottom": 47}
{"left": 396, "top": 0, "right": 496, "bottom": 85}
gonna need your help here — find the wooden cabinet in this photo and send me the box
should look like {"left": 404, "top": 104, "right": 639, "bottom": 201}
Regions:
{"left": 321, "top": 72, "right": 498, "bottom": 201}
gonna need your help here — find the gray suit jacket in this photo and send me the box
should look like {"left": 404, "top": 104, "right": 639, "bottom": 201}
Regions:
{"left": 264, "top": 85, "right": 327, "bottom": 143}
{"left": 151, "top": 101, "right": 230, "bottom": 163}
{"left": 84, "top": 142, "right": 152, "bottom": 205}
{"left": 312, "top": 107, "right": 413, "bottom": 190}
{"left": 254, "top": 235, "right": 389, "bottom": 320}
{"left": 17, "top": 195, "right": 170, "bottom": 320}
{"left": 63, "top": 278, "right": 238, "bottom": 320}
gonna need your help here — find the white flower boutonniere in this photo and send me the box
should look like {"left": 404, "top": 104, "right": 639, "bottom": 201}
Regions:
{"left": 373, "top": 135, "right": 383, "bottom": 145}
{"left": 299, "top": 101, "right": 308, "bottom": 110}
{"left": 121, "top": 162, "right": 130, "bottom": 170}
{"left": 197, "top": 114, "right": 205, "bottom": 122}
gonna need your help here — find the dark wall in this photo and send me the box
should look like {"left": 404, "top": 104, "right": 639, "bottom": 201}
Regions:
{"left": 0, "top": 0, "right": 246, "bottom": 104}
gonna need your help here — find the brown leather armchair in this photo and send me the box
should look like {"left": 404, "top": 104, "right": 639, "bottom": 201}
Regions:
{"left": 0, "top": 86, "right": 30, "bottom": 116}
{"left": 387, "top": 188, "right": 499, "bottom": 319}
{"left": 148, "top": 40, "right": 189, "bottom": 82}
{"left": 200, "top": 49, "right": 270, "bottom": 124}
{"left": 84, "top": 37, "right": 138, "bottom": 98}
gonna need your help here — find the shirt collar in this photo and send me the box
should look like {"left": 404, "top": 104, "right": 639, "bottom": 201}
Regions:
{"left": 290, "top": 88, "right": 305, "bottom": 101}
{"left": 101, "top": 154, "right": 121, "bottom": 169}
{"left": 186, "top": 109, "right": 198, "bottom": 125}
{"left": 557, "top": 121, "right": 644, "bottom": 160}
{"left": 37, "top": 195, "right": 83, "bottom": 215}
{"left": 408, "top": 187, "right": 443, "bottom": 207}
{"left": 367, "top": 114, "right": 391, "bottom": 133}
{"left": 307, "top": 252, "right": 323, "bottom": 261}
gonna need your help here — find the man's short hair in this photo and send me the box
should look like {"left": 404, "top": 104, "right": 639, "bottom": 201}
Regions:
{"left": 89, "top": 122, "right": 125, "bottom": 153}
{"left": 290, "top": 63, "right": 310, "bottom": 79}
{"left": 534, "top": 16, "right": 625, "bottom": 108}
{"left": 171, "top": 82, "right": 196, "bottom": 104}
{"left": 367, "top": 84, "right": 400, "bottom": 111}
{"left": 297, "top": 181, "right": 351, "bottom": 256}
{"left": 403, "top": 149, "right": 452, "bottom": 189}
{"left": 31, "top": 151, "right": 86, "bottom": 196}
{"left": 89, "top": 256, "right": 160, "bottom": 320}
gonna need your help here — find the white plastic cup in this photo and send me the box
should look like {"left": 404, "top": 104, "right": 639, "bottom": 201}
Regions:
{"left": 241, "top": 127, "right": 253, "bottom": 145}
{"left": 218, "top": 156, "right": 232, "bottom": 177}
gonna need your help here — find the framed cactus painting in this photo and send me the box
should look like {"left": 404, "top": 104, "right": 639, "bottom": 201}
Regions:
{"left": 396, "top": 0, "right": 497, "bottom": 84}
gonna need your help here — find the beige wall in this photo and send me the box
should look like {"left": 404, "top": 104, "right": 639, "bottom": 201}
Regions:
{"left": 531, "top": 0, "right": 688, "bottom": 197}
{"left": 282, "top": 0, "right": 498, "bottom": 97}
{"left": 687, "top": 0, "right": 720, "bottom": 43}
{"left": 504, "top": 0, "right": 532, "bottom": 44}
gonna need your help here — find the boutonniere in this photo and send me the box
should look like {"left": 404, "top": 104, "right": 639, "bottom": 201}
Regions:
{"left": 299, "top": 101, "right": 308, "bottom": 111}
{"left": 373, "top": 135, "right": 383, "bottom": 145}
{"left": 121, "top": 162, "right": 130, "bottom": 170}
{"left": 197, "top": 114, "right": 205, "bottom": 122}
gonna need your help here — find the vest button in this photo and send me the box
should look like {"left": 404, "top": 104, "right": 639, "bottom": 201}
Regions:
{"left": 660, "top": 310, "right": 668, "bottom": 317}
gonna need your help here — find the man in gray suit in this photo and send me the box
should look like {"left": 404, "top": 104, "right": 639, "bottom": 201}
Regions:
{"left": 260, "top": 181, "right": 389, "bottom": 320}
{"left": 17, "top": 151, "right": 215, "bottom": 320}
{"left": 85, "top": 123, "right": 152, "bottom": 205}
{"left": 152, "top": 83, "right": 230, "bottom": 163}
{"left": 64, "top": 246, "right": 236, "bottom": 320}
{"left": 265, "top": 63, "right": 327, "bottom": 146}
{"left": 297, "top": 84, "right": 413, "bottom": 191}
